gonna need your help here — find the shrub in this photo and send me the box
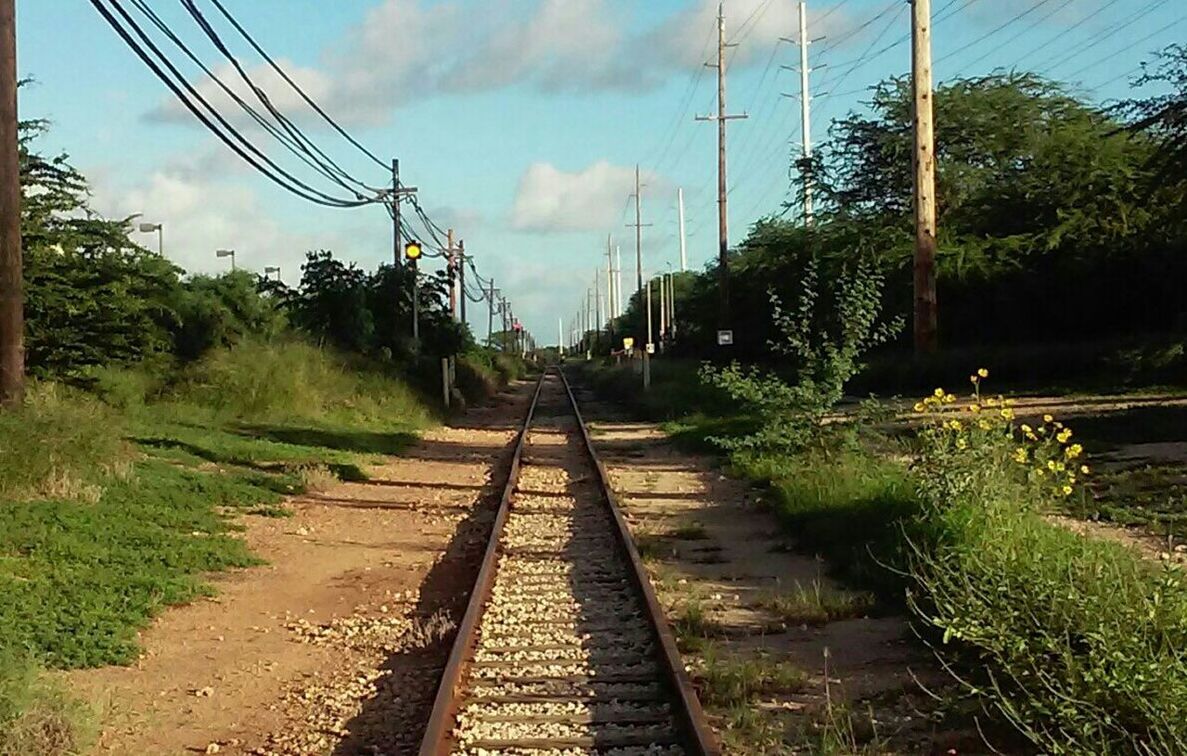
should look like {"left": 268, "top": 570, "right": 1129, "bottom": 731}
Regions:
{"left": 702, "top": 255, "right": 902, "bottom": 455}
{"left": 905, "top": 373, "right": 1187, "bottom": 754}
{"left": 0, "top": 383, "right": 132, "bottom": 504}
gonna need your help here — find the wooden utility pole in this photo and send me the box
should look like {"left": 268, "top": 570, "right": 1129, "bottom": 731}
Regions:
{"left": 390, "top": 159, "right": 418, "bottom": 347}
{"left": 487, "top": 280, "right": 497, "bottom": 347}
{"left": 0, "top": 0, "right": 22, "bottom": 407}
{"left": 697, "top": 2, "right": 747, "bottom": 332}
{"left": 911, "top": 0, "right": 938, "bottom": 353}
{"left": 458, "top": 240, "right": 467, "bottom": 325}
{"left": 447, "top": 228, "right": 457, "bottom": 319}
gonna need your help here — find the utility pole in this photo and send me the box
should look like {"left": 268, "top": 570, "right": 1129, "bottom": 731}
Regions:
{"left": 646, "top": 277, "right": 654, "bottom": 348}
{"left": 677, "top": 187, "right": 688, "bottom": 272}
{"left": 458, "top": 240, "right": 467, "bottom": 325}
{"left": 659, "top": 272, "right": 667, "bottom": 346}
{"left": 585, "top": 289, "right": 593, "bottom": 354}
{"left": 627, "top": 165, "right": 652, "bottom": 300}
{"left": 594, "top": 269, "right": 601, "bottom": 334}
{"left": 0, "top": 0, "right": 20, "bottom": 407}
{"left": 781, "top": 1, "right": 817, "bottom": 225}
{"left": 487, "top": 280, "right": 497, "bottom": 347}
{"left": 390, "top": 159, "right": 419, "bottom": 347}
{"left": 669, "top": 271, "right": 677, "bottom": 338}
{"left": 697, "top": 2, "right": 747, "bottom": 333}
{"left": 615, "top": 246, "right": 623, "bottom": 321}
{"left": 447, "top": 228, "right": 457, "bottom": 320}
{"left": 558, "top": 317, "right": 564, "bottom": 356}
{"left": 605, "top": 236, "right": 616, "bottom": 321}
{"left": 912, "top": 0, "right": 938, "bottom": 353}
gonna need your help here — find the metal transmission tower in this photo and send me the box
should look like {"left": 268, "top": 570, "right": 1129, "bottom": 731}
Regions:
{"left": 911, "top": 0, "right": 938, "bottom": 353}
{"left": 696, "top": 2, "right": 747, "bottom": 333}
{"left": 781, "top": 1, "right": 821, "bottom": 225}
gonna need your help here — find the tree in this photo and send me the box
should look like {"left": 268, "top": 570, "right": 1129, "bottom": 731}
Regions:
{"left": 20, "top": 117, "right": 182, "bottom": 376}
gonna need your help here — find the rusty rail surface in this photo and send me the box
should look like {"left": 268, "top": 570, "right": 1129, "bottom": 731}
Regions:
{"left": 418, "top": 366, "right": 720, "bottom": 755}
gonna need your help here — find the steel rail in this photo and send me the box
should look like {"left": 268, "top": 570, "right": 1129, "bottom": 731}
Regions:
{"left": 556, "top": 368, "right": 721, "bottom": 756}
{"left": 418, "top": 371, "right": 548, "bottom": 755}
{"left": 418, "top": 367, "right": 720, "bottom": 755}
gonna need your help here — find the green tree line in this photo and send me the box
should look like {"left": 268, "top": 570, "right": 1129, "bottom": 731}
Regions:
{"left": 612, "top": 48, "right": 1187, "bottom": 368}
{"left": 19, "top": 115, "right": 482, "bottom": 381}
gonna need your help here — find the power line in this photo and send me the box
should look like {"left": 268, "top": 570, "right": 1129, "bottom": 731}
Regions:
{"left": 947, "top": 0, "right": 1076, "bottom": 76}
{"left": 934, "top": 0, "right": 1061, "bottom": 67}
{"left": 1061, "top": 15, "right": 1187, "bottom": 84}
{"left": 200, "top": 0, "right": 389, "bottom": 170}
{"left": 127, "top": 0, "right": 380, "bottom": 200}
{"left": 176, "top": 0, "right": 383, "bottom": 194}
{"left": 1029, "top": 0, "right": 1171, "bottom": 73}
{"left": 90, "top": 0, "right": 374, "bottom": 208}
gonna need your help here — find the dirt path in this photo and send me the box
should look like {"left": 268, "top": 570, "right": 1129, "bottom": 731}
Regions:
{"left": 70, "top": 381, "right": 536, "bottom": 756}
{"left": 572, "top": 383, "right": 959, "bottom": 754}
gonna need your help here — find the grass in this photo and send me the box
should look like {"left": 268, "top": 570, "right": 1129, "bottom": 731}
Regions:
{"left": 756, "top": 581, "right": 877, "bottom": 626}
{"left": 694, "top": 644, "right": 808, "bottom": 753}
{"left": 581, "top": 360, "right": 1187, "bottom": 753}
{"left": 0, "top": 653, "right": 91, "bottom": 756}
{"left": 0, "top": 339, "right": 443, "bottom": 754}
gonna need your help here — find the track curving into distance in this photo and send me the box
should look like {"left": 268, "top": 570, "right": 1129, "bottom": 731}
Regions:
{"left": 419, "top": 368, "right": 719, "bottom": 756}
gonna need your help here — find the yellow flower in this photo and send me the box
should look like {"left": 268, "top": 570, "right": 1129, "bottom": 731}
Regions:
{"left": 1047, "top": 460, "right": 1058, "bottom": 471}
{"left": 1036, "top": 468, "right": 1046, "bottom": 477}
{"left": 947, "top": 420, "right": 964, "bottom": 432}
{"left": 1065, "top": 444, "right": 1083, "bottom": 460}
{"left": 934, "top": 388, "right": 945, "bottom": 398}
{"left": 1000, "top": 408, "right": 1015, "bottom": 420}
{"left": 979, "top": 420, "right": 991, "bottom": 430}
{"left": 956, "top": 438, "right": 968, "bottom": 450}
{"left": 913, "top": 402, "right": 925, "bottom": 412}
{"left": 969, "top": 404, "right": 981, "bottom": 413}
{"left": 1057, "top": 429, "right": 1073, "bottom": 444}
{"left": 969, "top": 374, "right": 979, "bottom": 384}
{"left": 1081, "top": 465, "right": 1091, "bottom": 475}
{"left": 985, "top": 397, "right": 998, "bottom": 407}
{"left": 1013, "top": 448, "right": 1028, "bottom": 463}
{"left": 943, "top": 394, "right": 957, "bottom": 404}
{"left": 1021, "top": 424, "right": 1032, "bottom": 434}
{"left": 1062, "top": 485, "right": 1074, "bottom": 496}
{"left": 978, "top": 368, "right": 989, "bottom": 378}
{"left": 1055, "top": 462, "right": 1066, "bottom": 472}
{"left": 1043, "top": 414, "right": 1054, "bottom": 423}
{"left": 1026, "top": 431, "right": 1038, "bottom": 441}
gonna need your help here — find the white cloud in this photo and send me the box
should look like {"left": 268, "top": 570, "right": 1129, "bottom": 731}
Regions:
{"left": 88, "top": 151, "right": 343, "bottom": 283}
{"left": 511, "top": 161, "right": 666, "bottom": 233}
{"left": 148, "top": 0, "right": 861, "bottom": 128}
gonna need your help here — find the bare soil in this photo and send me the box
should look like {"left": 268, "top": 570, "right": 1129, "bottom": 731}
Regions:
{"left": 572, "top": 385, "right": 963, "bottom": 754}
{"left": 70, "top": 381, "right": 536, "bottom": 756}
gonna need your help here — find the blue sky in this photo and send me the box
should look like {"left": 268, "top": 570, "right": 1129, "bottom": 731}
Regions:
{"left": 17, "top": 0, "right": 1185, "bottom": 340}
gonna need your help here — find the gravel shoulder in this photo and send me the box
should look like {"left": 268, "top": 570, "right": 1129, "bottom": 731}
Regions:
{"left": 573, "top": 384, "right": 956, "bottom": 753}
{"left": 69, "top": 381, "right": 537, "bottom": 756}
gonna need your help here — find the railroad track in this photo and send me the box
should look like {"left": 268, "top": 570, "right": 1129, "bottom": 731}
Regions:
{"left": 418, "top": 368, "right": 719, "bottom": 756}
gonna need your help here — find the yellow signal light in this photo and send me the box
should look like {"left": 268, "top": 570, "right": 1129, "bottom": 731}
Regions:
{"left": 404, "top": 241, "right": 423, "bottom": 261}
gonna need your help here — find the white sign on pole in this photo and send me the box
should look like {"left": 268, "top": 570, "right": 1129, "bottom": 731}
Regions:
{"left": 716, "top": 330, "right": 734, "bottom": 346}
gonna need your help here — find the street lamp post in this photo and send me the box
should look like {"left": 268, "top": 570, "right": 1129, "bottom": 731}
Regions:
{"left": 216, "top": 249, "right": 236, "bottom": 271}
{"left": 138, "top": 222, "right": 163, "bottom": 256}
